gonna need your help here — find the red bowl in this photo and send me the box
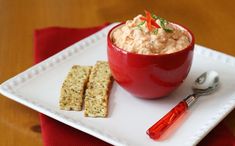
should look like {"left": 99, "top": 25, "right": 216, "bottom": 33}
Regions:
{"left": 107, "top": 23, "right": 195, "bottom": 99}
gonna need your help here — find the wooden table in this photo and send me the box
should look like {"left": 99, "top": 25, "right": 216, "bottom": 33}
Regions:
{"left": 0, "top": 0, "right": 234, "bottom": 145}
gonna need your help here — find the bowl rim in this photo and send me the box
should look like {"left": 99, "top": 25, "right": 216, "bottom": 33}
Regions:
{"left": 107, "top": 22, "right": 195, "bottom": 57}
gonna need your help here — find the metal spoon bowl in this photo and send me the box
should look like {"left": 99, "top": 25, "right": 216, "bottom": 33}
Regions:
{"left": 185, "top": 71, "right": 220, "bottom": 106}
{"left": 193, "top": 71, "right": 220, "bottom": 96}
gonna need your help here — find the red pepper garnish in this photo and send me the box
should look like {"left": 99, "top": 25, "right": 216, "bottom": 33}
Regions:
{"left": 140, "top": 10, "right": 160, "bottom": 31}
{"left": 145, "top": 10, "right": 153, "bottom": 31}
{"left": 151, "top": 20, "right": 160, "bottom": 28}
{"left": 140, "top": 16, "right": 147, "bottom": 24}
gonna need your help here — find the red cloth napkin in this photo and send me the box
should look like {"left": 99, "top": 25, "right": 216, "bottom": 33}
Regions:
{"left": 34, "top": 23, "right": 235, "bottom": 146}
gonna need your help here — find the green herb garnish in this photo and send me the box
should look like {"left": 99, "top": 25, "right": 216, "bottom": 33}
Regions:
{"left": 164, "top": 28, "right": 173, "bottom": 33}
{"left": 137, "top": 21, "right": 145, "bottom": 27}
{"left": 151, "top": 13, "right": 159, "bottom": 20}
{"left": 134, "top": 21, "right": 145, "bottom": 29}
{"left": 158, "top": 17, "right": 173, "bottom": 33}
{"left": 151, "top": 13, "right": 173, "bottom": 33}
{"left": 153, "top": 29, "right": 158, "bottom": 35}
{"left": 158, "top": 18, "right": 167, "bottom": 27}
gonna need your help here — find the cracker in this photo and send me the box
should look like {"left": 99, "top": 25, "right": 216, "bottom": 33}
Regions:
{"left": 59, "top": 65, "right": 92, "bottom": 111}
{"left": 84, "top": 61, "right": 113, "bottom": 117}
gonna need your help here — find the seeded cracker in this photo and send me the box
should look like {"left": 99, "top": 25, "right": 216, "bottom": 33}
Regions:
{"left": 59, "top": 65, "right": 92, "bottom": 111}
{"left": 84, "top": 61, "right": 113, "bottom": 117}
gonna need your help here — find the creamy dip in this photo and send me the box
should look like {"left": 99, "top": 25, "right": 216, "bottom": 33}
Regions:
{"left": 112, "top": 13, "right": 190, "bottom": 55}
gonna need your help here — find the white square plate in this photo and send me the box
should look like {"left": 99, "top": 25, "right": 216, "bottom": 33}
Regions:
{"left": 1, "top": 23, "right": 235, "bottom": 146}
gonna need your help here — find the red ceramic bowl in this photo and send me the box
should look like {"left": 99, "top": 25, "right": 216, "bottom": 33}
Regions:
{"left": 107, "top": 23, "right": 195, "bottom": 99}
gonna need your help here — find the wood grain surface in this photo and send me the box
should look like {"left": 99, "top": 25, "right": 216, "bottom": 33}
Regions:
{"left": 0, "top": 0, "right": 234, "bottom": 145}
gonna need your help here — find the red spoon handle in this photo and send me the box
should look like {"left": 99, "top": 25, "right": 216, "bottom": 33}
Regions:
{"left": 146, "top": 101, "right": 188, "bottom": 140}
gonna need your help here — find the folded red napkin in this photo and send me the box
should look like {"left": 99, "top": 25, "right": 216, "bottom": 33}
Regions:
{"left": 34, "top": 23, "right": 235, "bottom": 146}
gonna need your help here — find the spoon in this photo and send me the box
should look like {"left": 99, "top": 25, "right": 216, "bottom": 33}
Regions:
{"left": 146, "top": 71, "right": 220, "bottom": 140}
